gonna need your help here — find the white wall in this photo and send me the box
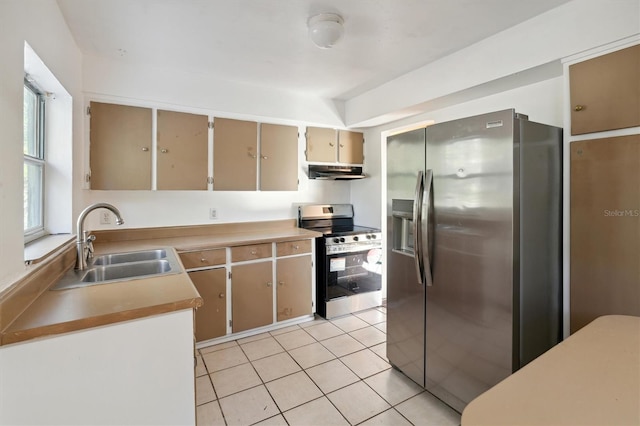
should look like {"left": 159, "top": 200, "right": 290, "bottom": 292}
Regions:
{"left": 0, "top": 0, "right": 82, "bottom": 292}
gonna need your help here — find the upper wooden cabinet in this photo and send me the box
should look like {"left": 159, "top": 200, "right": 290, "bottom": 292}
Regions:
{"left": 305, "top": 127, "right": 364, "bottom": 164}
{"left": 157, "top": 110, "right": 208, "bottom": 190}
{"left": 213, "top": 117, "right": 258, "bottom": 191}
{"left": 89, "top": 102, "right": 152, "bottom": 190}
{"left": 569, "top": 44, "right": 640, "bottom": 135}
{"left": 260, "top": 123, "right": 298, "bottom": 191}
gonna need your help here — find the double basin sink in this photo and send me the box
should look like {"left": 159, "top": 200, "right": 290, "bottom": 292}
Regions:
{"left": 52, "top": 248, "right": 181, "bottom": 290}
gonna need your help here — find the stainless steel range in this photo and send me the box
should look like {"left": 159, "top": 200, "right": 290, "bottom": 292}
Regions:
{"left": 298, "top": 204, "right": 383, "bottom": 319}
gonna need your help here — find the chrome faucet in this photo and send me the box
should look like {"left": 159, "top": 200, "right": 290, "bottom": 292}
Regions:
{"left": 75, "top": 203, "right": 125, "bottom": 270}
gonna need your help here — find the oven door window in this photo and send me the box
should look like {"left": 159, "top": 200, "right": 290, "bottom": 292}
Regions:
{"left": 325, "top": 248, "right": 382, "bottom": 300}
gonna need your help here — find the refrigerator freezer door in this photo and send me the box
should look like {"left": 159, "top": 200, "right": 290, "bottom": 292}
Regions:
{"left": 424, "top": 110, "right": 515, "bottom": 412}
{"left": 386, "top": 128, "right": 426, "bottom": 387}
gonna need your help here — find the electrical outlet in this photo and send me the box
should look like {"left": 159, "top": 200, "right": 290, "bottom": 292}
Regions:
{"left": 209, "top": 208, "right": 218, "bottom": 220}
{"left": 100, "top": 211, "right": 112, "bottom": 225}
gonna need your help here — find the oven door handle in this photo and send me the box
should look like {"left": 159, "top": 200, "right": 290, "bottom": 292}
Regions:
{"left": 412, "top": 171, "right": 425, "bottom": 285}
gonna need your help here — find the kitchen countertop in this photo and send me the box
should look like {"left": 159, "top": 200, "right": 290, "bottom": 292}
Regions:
{"left": 461, "top": 315, "right": 640, "bottom": 426}
{"left": 1, "top": 222, "right": 321, "bottom": 346}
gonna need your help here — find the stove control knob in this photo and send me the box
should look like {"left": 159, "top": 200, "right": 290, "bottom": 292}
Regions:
{"left": 339, "top": 237, "right": 346, "bottom": 243}
{"left": 370, "top": 234, "right": 377, "bottom": 239}
{"left": 353, "top": 236, "right": 359, "bottom": 241}
{"left": 333, "top": 238, "right": 340, "bottom": 243}
{"left": 366, "top": 234, "right": 371, "bottom": 239}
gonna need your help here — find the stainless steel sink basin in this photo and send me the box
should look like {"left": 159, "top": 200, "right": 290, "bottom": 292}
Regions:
{"left": 92, "top": 249, "right": 167, "bottom": 265}
{"left": 52, "top": 247, "right": 181, "bottom": 290}
{"left": 81, "top": 260, "right": 172, "bottom": 283}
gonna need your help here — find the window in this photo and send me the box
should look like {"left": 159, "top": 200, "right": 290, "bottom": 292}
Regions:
{"left": 23, "top": 78, "right": 46, "bottom": 242}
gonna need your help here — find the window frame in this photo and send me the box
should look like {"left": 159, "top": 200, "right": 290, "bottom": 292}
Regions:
{"left": 23, "top": 77, "right": 46, "bottom": 243}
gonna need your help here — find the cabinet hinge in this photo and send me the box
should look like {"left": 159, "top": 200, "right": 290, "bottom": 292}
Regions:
{"left": 85, "top": 173, "right": 91, "bottom": 183}
{"left": 86, "top": 106, "right": 91, "bottom": 116}
{"left": 208, "top": 121, "right": 214, "bottom": 129}
{"left": 207, "top": 176, "right": 214, "bottom": 184}
{"left": 229, "top": 320, "right": 232, "bottom": 327}
{"left": 228, "top": 271, "right": 232, "bottom": 279}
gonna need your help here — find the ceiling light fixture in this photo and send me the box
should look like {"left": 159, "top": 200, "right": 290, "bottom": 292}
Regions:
{"left": 307, "top": 13, "right": 344, "bottom": 49}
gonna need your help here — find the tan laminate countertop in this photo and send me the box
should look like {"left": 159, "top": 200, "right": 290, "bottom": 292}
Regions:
{"left": 461, "top": 315, "right": 640, "bottom": 426}
{"left": 2, "top": 225, "right": 320, "bottom": 346}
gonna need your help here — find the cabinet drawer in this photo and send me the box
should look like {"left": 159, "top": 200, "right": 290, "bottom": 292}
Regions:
{"left": 231, "top": 243, "right": 272, "bottom": 262}
{"left": 276, "top": 239, "right": 312, "bottom": 257}
{"left": 180, "top": 248, "right": 226, "bottom": 269}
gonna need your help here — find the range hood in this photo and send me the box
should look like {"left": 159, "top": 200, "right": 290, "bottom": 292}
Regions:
{"left": 308, "top": 165, "right": 366, "bottom": 180}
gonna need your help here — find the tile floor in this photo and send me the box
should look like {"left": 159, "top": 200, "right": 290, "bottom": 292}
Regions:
{"left": 195, "top": 307, "right": 461, "bottom": 426}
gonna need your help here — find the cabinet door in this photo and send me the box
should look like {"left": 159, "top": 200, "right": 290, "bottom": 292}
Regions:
{"left": 276, "top": 255, "right": 312, "bottom": 322}
{"left": 231, "top": 262, "right": 273, "bottom": 332}
{"left": 213, "top": 117, "right": 258, "bottom": 190}
{"left": 260, "top": 123, "right": 298, "bottom": 191}
{"left": 89, "top": 102, "right": 152, "bottom": 190}
{"left": 569, "top": 44, "right": 640, "bottom": 135}
{"left": 189, "top": 268, "right": 227, "bottom": 341}
{"left": 306, "top": 127, "right": 337, "bottom": 162}
{"left": 157, "top": 110, "right": 208, "bottom": 190}
{"left": 570, "top": 135, "right": 640, "bottom": 333}
{"left": 338, "top": 130, "right": 364, "bottom": 164}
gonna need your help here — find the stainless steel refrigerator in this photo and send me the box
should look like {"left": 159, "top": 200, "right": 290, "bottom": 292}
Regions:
{"left": 386, "top": 109, "right": 562, "bottom": 413}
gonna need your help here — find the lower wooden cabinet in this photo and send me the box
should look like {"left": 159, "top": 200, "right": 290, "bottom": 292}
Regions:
{"left": 276, "top": 255, "right": 312, "bottom": 321}
{"left": 188, "top": 268, "right": 227, "bottom": 341}
{"left": 231, "top": 261, "right": 273, "bottom": 333}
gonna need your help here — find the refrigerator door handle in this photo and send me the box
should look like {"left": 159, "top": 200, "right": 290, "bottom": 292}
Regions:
{"left": 423, "top": 169, "right": 434, "bottom": 286}
{"left": 412, "top": 171, "right": 425, "bottom": 284}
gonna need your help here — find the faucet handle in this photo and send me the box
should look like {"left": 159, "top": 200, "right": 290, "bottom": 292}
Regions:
{"left": 86, "top": 234, "right": 96, "bottom": 259}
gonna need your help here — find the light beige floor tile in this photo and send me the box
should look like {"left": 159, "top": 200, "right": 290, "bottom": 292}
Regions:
{"left": 305, "top": 359, "right": 360, "bottom": 394}
{"left": 202, "top": 345, "right": 249, "bottom": 373}
{"left": 218, "top": 385, "right": 279, "bottom": 426}
{"left": 270, "top": 324, "right": 300, "bottom": 336}
{"left": 370, "top": 342, "right": 387, "bottom": 360}
{"left": 283, "top": 396, "right": 349, "bottom": 426}
{"left": 252, "top": 352, "right": 301, "bottom": 382}
{"left": 327, "top": 381, "right": 390, "bottom": 425}
{"left": 376, "top": 306, "right": 387, "bottom": 314}
{"left": 364, "top": 369, "right": 423, "bottom": 405}
{"left": 304, "top": 322, "right": 344, "bottom": 341}
{"left": 199, "top": 340, "right": 238, "bottom": 355}
{"left": 240, "top": 336, "right": 284, "bottom": 361}
{"left": 265, "top": 371, "right": 322, "bottom": 412}
{"left": 395, "top": 392, "right": 461, "bottom": 426}
{"left": 210, "top": 362, "right": 261, "bottom": 398}
{"left": 196, "top": 375, "right": 216, "bottom": 406}
{"left": 374, "top": 322, "right": 387, "bottom": 333}
{"left": 330, "top": 315, "right": 370, "bottom": 333}
{"left": 349, "top": 326, "right": 386, "bottom": 347}
{"left": 254, "top": 414, "right": 288, "bottom": 425}
{"left": 298, "top": 316, "right": 327, "bottom": 328}
{"left": 355, "top": 308, "right": 387, "bottom": 325}
{"left": 195, "top": 354, "right": 208, "bottom": 377}
{"left": 237, "top": 332, "right": 271, "bottom": 344}
{"left": 288, "top": 342, "right": 336, "bottom": 369}
{"left": 320, "top": 333, "right": 366, "bottom": 357}
{"left": 196, "top": 401, "right": 225, "bottom": 425}
{"left": 273, "top": 328, "right": 315, "bottom": 350}
{"left": 359, "top": 408, "right": 412, "bottom": 426}
{"left": 340, "top": 349, "right": 391, "bottom": 379}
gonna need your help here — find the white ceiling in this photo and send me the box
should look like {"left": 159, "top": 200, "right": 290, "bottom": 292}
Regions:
{"left": 57, "top": 0, "right": 571, "bottom": 101}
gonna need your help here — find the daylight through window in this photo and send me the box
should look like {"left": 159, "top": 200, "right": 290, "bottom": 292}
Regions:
{"left": 24, "top": 78, "right": 46, "bottom": 242}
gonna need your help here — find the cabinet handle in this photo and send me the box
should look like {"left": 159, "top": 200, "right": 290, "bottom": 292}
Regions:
{"left": 293, "top": 245, "right": 299, "bottom": 250}
{"left": 248, "top": 152, "right": 257, "bottom": 159}
{"left": 574, "top": 105, "right": 584, "bottom": 112}
{"left": 250, "top": 250, "right": 257, "bottom": 255}
{"left": 219, "top": 293, "right": 225, "bottom": 298}
{"left": 329, "top": 142, "right": 335, "bottom": 147}
{"left": 339, "top": 144, "right": 344, "bottom": 148}
{"left": 200, "top": 258, "right": 207, "bottom": 263}
{"left": 278, "top": 281, "right": 284, "bottom": 286}
{"left": 141, "top": 147, "right": 149, "bottom": 152}
{"left": 160, "top": 148, "right": 168, "bottom": 153}
{"left": 261, "top": 155, "right": 268, "bottom": 160}
{"left": 266, "top": 282, "right": 272, "bottom": 287}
